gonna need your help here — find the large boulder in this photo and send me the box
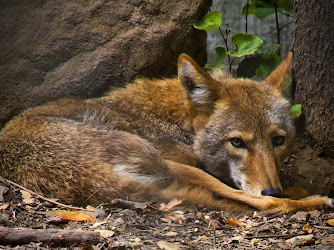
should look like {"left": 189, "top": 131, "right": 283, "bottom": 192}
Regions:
{"left": 0, "top": 0, "right": 211, "bottom": 128}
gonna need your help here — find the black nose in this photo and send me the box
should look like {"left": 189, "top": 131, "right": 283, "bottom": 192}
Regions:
{"left": 261, "top": 188, "right": 282, "bottom": 198}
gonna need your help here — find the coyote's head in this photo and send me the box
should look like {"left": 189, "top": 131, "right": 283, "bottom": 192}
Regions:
{"left": 178, "top": 53, "right": 294, "bottom": 197}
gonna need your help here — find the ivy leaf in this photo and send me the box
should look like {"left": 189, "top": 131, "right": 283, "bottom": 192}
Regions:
{"left": 242, "top": 2, "right": 256, "bottom": 16}
{"left": 257, "top": 44, "right": 280, "bottom": 55}
{"left": 256, "top": 67, "right": 268, "bottom": 78}
{"left": 203, "top": 47, "right": 226, "bottom": 72}
{"left": 226, "top": 33, "right": 263, "bottom": 57}
{"left": 253, "top": 0, "right": 292, "bottom": 20}
{"left": 193, "top": 12, "right": 222, "bottom": 30}
{"left": 237, "top": 55, "right": 263, "bottom": 78}
{"left": 290, "top": 104, "right": 302, "bottom": 118}
{"left": 257, "top": 54, "right": 282, "bottom": 77}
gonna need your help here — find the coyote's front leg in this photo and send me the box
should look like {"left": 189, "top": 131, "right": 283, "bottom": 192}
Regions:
{"left": 164, "top": 161, "right": 333, "bottom": 215}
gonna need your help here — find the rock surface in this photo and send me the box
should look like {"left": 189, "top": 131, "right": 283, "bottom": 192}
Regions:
{"left": 0, "top": 0, "right": 210, "bottom": 128}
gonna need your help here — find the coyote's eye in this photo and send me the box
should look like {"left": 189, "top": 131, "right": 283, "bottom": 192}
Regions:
{"left": 272, "top": 136, "right": 285, "bottom": 147}
{"left": 230, "top": 138, "right": 246, "bottom": 149}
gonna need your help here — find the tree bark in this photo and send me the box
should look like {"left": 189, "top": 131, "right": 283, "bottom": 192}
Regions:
{"left": 293, "top": 0, "right": 334, "bottom": 157}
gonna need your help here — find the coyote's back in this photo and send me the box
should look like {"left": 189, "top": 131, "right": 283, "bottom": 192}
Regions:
{"left": 0, "top": 53, "right": 332, "bottom": 215}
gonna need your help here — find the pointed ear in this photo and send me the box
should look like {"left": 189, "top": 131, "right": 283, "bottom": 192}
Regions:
{"left": 178, "top": 54, "right": 221, "bottom": 112}
{"left": 265, "top": 52, "right": 292, "bottom": 97}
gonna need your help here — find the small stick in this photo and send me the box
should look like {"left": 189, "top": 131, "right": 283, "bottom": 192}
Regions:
{"left": 245, "top": 233, "right": 305, "bottom": 239}
{"left": 4, "top": 179, "right": 91, "bottom": 212}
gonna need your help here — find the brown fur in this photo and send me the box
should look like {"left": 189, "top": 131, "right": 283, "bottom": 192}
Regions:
{"left": 0, "top": 52, "right": 332, "bottom": 215}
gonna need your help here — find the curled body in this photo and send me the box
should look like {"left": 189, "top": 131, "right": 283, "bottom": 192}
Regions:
{"left": 0, "top": 53, "right": 332, "bottom": 215}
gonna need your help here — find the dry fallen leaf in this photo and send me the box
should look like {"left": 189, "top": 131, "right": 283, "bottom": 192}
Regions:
{"left": 285, "top": 234, "right": 314, "bottom": 246}
{"left": 90, "top": 221, "right": 107, "bottom": 228}
{"left": 302, "top": 222, "right": 313, "bottom": 234}
{"left": 0, "top": 203, "right": 9, "bottom": 210}
{"left": 325, "top": 219, "right": 334, "bottom": 226}
{"left": 225, "top": 218, "right": 246, "bottom": 227}
{"left": 157, "top": 240, "right": 182, "bottom": 250}
{"left": 20, "top": 190, "right": 35, "bottom": 204}
{"left": 95, "top": 229, "right": 115, "bottom": 238}
{"left": 160, "top": 211, "right": 185, "bottom": 224}
{"left": 165, "top": 231, "right": 178, "bottom": 237}
{"left": 159, "top": 199, "right": 182, "bottom": 211}
{"left": 53, "top": 210, "right": 96, "bottom": 222}
{"left": 85, "top": 205, "right": 95, "bottom": 212}
{"left": 289, "top": 211, "right": 308, "bottom": 221}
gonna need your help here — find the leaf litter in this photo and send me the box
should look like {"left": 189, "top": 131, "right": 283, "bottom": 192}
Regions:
{"left": 0, "top": 178, "right": 333, "bottom": 249}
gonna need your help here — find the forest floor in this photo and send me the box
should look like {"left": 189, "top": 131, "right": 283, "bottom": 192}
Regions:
{"left": 0, "top": 178, "right": 334, "bottom": 249}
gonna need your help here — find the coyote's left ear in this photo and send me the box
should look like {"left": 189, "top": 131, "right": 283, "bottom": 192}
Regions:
{"left": 265, "top": 52, "right": 292, "bottom": 97}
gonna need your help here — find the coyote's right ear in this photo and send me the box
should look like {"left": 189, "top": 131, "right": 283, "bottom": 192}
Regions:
{"left": 178, "top": 54, "right": 221, "bottom": 112}
{"left": 178, "top": 54, "right": 222, "bottom": 132}
{"left": 265, "top": 52, "right": 292, "bottom": 97}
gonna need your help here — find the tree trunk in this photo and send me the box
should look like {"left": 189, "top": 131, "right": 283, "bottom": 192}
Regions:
{"left": 293, "top": 0, "right": 334, "bottom": 157}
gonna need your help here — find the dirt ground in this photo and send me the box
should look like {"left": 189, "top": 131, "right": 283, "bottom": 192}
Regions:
{"left": 280, "top": 137, "right": 334, "bottom": 197}
{"left": 0, "top": 176, "right": 333, "bottom": 250}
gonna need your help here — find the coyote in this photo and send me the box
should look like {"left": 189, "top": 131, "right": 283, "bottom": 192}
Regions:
{"left": 0, "top": 53, "right": 332, "bottom": 215}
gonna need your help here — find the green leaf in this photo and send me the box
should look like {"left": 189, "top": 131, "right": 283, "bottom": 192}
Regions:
{"left": 277, "top": 0, "right": 293, "bottom": 10}
{"left": 226, "top": 33, "right": 263, "bottom": 57}
{"left": 253, "top": 0, "right": 292, "bottom": 20}
{"left": 193, "top": 12, "right": 222, "bottom": 30}
{"left": 237, "top": 55, "right": 263, "bottom": 78}
{"left": 203, "top": 47, "right": 227, "bottom": 72}
{"left": 291, "top": 104, "right": 302, "bottom": 118}
{"left": 254, "top": 7, "right": 275, "bottom": 20}
{"left": 238, "top": 54, "right": 281, "bottom": 78}
{"left": 242, "top": 2, "right": 256, "bottom": 16}
{"left": 260, "top": 55, "right": 282, "bottom": 76}
{"left": 256, "top": 67, "right": 268, "bottom": 78}
{"left": 257, "top": 44, "right": 280, "bottom": 55}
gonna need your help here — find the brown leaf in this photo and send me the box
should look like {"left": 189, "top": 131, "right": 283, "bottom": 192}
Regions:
{"left": 285, "top": 234, "right": 314, "bottom": 246}
{"left": 302, "top": 222, "right": 313, "bottom": 234}
{"left": 95, "top": 229, "right": 115, "bottom": 238}
{"left": 159, "top": 199, "right": 182, "bottom": 211}
{"left": 157, "top": 241, "right": 182, "bottom": 250}
{"left": 53, "top": 210, "right": 96, "bottom": 222}
{"left": 161, "top": 211, "right": 185, "bottom": 224}
{"left": 20, "top": 190, "right": 35, "bottom": 204}
{"left": 85, "top": 205, "right": 96, "bottom": 212}
{"left": 326, "top": 219, "right": 334, "bottom": 226}
{"left": 165, "top": 231, "right": 178, "bottom": 237}
{"left": 225, "top": 218, "right": 246, "bottom": 227}
{"left": 0, "top": 203, "right": 9, "bottom": 210}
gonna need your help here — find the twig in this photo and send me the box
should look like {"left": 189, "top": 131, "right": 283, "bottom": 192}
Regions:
{"left": 245, "top": 0, "right": 250, "bottom": 69}
{"left": 245, "top": 233, "right": 305, "bottom": 239}
{"left": 279, "top": 21, "right": 293, "bottom": 31}
{"left": 273, "top": 0, "right": 281, "bottom": 56}
{"left": 218, "top": 27, "right": 231, "bottom": 66}
{"left": 245, "top": 0, "right": 249, "bottom": 34}
{"left": 4, "top": 179, "right": 91, "bottom": 212}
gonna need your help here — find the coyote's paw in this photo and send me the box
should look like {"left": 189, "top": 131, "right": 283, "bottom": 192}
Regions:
{"left": 259, "top": 196, "right": 334, "bottom": 217}
{"left": 301, "top": 195, "right": 334, "bottom": 209}
{"left": 317, "top": 196, "right": 334, "bottom": 210}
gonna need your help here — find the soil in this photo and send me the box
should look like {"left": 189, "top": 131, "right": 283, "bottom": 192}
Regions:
{"left": 0, "top": 177, "right": 333, "bottom": 249}
{"left": 281, "top": 137, "right": 334, "bottom": 197}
